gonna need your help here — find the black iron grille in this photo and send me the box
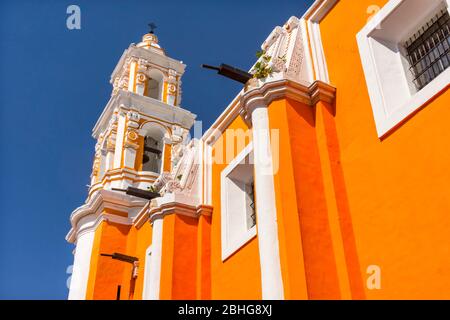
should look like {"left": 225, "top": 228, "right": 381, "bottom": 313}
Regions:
{"left": 405, "top": 9, "right": 450, "bottom": 90}
{"left": 249, "top": 182, "right": 256, "bottom": 228}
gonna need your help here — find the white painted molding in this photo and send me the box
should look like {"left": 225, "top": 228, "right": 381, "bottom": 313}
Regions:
{"left": 132, "top": 193, "right": 213, "bottom": 229}
{"left": 110, "top": 45, "right": 186, "bottom": 85}
{"left": 203, "top": 142, "right": 213, "bottom": 206}
{"left": 88, "top": 168, "right": 160, "bottom": 198}
{"left": 148, "top": 193, "right": 204, "bottom": 223}
{"left": 303, "top": 0, "right": 338, "bottom": 22}
{"left": 356, "top": 0, "right": 450, "bottom": 137}
{"left": 307, "top": 20, "right": 329, "bottom": 82}
{"left": 240, "top": 79, "right": 336, "bottom": 126}
{"left": 93, "top": 90, "right": 196, "bottom": 139}
{"left": 132, "top": 202, "right": 151, "bottom": 229}
{"left": 66, "top": 189, "right": 146, "bottom": 243}
{"left": 302, "top": 0, "right": 338, "bottom": 83}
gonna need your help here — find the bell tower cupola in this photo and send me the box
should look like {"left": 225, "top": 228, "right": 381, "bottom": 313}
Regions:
{"left": 86, "top": 27, "right": 196, "bottom": 197}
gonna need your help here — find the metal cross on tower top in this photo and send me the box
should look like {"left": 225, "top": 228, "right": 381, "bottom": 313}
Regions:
{"left": 148, "top": 22, "right": 157, "bottom": 34}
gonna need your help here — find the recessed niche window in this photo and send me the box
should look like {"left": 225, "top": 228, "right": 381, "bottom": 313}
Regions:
{"left": 357, "top": 0, "right": 450, "bottom": 137}
{"left": 405, "top": 9, "right": 450, "bottom": 90}
{"left": 142, "top": 136, "right": 162, "bottom": 173}
{"left": 221, "top": 143, "right": 257, "bottom": 261}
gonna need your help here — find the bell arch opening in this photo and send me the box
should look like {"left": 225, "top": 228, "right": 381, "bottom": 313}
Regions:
{"left": 140, "top": 122, "right": 168, "bottom": 174}
{"left": 146, "top": 69, "right": 164, "bottom": 101}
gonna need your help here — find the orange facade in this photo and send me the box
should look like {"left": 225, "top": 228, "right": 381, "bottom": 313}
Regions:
{"left": 68, "top": 0, "right": 450, "bottom": 300}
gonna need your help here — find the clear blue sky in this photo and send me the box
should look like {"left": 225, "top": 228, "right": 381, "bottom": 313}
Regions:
{"left": 0, "top": 0, "right": 313, "bottom": 299}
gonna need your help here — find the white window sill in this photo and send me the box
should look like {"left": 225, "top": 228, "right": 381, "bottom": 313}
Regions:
{"left": 222, "top": 226, "right": 257, "bottom": 261}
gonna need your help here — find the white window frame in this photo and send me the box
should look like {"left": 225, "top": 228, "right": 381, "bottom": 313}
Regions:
{"left": 357, "top": 0, "right": 450, "bottom": 137}
{"left": 220, "top": 142, "right": 257, "bottom": 261}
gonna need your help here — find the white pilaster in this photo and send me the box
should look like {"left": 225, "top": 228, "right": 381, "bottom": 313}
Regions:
{"left": 251, "top": 106, "right": 284, "bottom": 300}
{"left": 144, "top": 217, "right": 164, "bottom": 300}
{"left": 113, "top": 110, "right": 126, "bottom": 168}
{"left": 123, "top": 147, "right": 136, "bottom": 168}
{"left": 105, "top": 150, "right": 114, "bottom": 170}
{"left": 68, "top": 230, "right": 95, "bottom": 300}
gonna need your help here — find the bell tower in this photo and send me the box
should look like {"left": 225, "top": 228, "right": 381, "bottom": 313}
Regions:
{"left": 66, "top": 29, "right": 196, "bottom": 300}
{"left": 89, "top": 29, "right": 196, "bottom": 194}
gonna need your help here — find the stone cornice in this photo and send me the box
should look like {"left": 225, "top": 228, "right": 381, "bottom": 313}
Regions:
{"left": 93, "top": 90, "right": 196, "bottom": 139}
{"left": 133, "top": 202, "right": 151, "bottom": 229}
{"left": 149, "top": 202, "right": 213, "bottom": 224}
{"left": 239, "top": 79, "right": 336, "bottom": 126}
{"left": 66, "top": 189, "right": 146, "bottom": 243}
{"left": 133, "top": 195, "right": 213, "bottom": 229}
{"left": 110, "top": 45, "right": 186, "bottom": 83}
{"left": 309, "top": 80, "right": 337, "bottom": 105}
{"left": 88, "top": 168, "right": 159, "bottom": 199}
{"left": 202, "top": 79, "right": 336, "bottom": 144}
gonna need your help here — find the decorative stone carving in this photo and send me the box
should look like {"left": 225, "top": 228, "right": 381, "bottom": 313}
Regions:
{"left": 106, "top": 134, "right": 116, "bottom": 151}
{"left": 124, "top": 130, "right": 139, "bottom": 149}
{"left": 262, "top": 26, "right": 284, "bottom": 51}
{"left": 91, "top": 158, "right": 100, "bottom": 177}
{"left": 271, "top": 56, "right": 287, "bottom": 73}
{"left": 138, "top": 58, "right": 149, "bottom": 70}
{"left": 127, "top": 110, "right": 140, "bottom": 124}
{"left": 136, "top": 72, "right": 147, "bottom": 85}
{"left": 171, "top": 142, "right": 186, "bottom": 171}
{"left": 168, "top": 83, "right": 177, "bottom": 94}
{"left": 150, "top": 172, "right": 182, "bottom": 196}
{"left": 285, "top": 24, "right": 305, "bottom": 80}
{"left": 124, "top": 110, "right": 140, "bottom": 150}
{"left": 112, "top": 77, "right": 120, "bottom": 95}
{"left": 168, "top": 69, "right": 177, "bottom": 84}
{"left": 126, "top": 130, "right": 138, "bottom": 142}
{"left": 152, "top": 172, "right": 174, "bottom": 192}
{"left": 163, "top": 179, "right": 183, "bottom": 194}
{"left": 171, "top": 125, "right": 184, "bottom": 143}
{"left": 285, "top": 16, "right": 300, "bottom": 31}
{"left": 118, "top": 77, "right": 129, "bottom": 90}
{"left": 108, "top": 113, "right": 118, "bottom": 130}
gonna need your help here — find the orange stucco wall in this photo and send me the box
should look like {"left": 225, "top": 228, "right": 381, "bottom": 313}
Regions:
{"left": 132, "top": 222, "right": 153, "bottom": 299}
{"left": 86, "top": 220, "right": 131, "bottom": 300}
{"left": 210, "top": 115, "right": 262, "bottom": 299}
{"left": 317, "top": 0, "right": 450, "bottom": 299}
{"left": 159, "top": 214, "right": 199, "bottom": 299}
{"left": 85, "top": 213, "right": 153, "bottom": 300}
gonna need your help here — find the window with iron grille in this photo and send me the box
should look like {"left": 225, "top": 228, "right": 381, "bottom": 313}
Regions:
{"left": 405, "top": 9, "right": 450, "bottom": 91}
{"left": 221, "top": 143, "right": 257, "bottom": 260}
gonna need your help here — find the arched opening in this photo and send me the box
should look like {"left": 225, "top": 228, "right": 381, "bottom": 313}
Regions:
{"left": 140, "top": 123, "right": 168, "bottom": 174}
{"left": 146, "top": 69, "right": 164, "bottom": 101}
